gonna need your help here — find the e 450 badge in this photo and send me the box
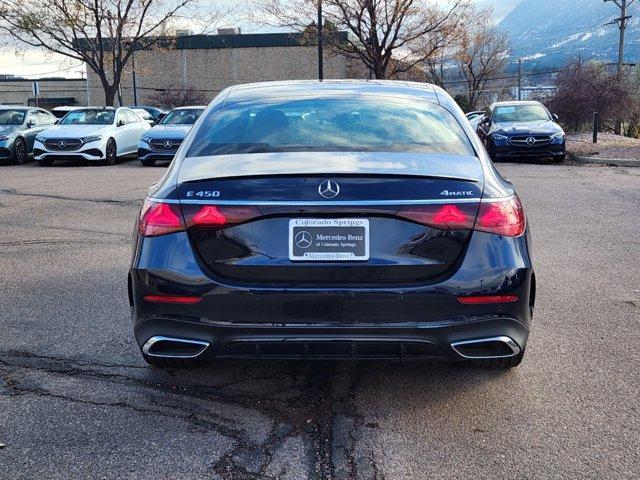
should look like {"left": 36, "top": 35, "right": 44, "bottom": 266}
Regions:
{"left": 185, "top": 190, "right": 220, "bottom": 198}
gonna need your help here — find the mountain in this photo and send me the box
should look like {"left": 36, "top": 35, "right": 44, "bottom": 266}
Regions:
{"left": 499, "top": 0, "right": 640, "bottom": 67}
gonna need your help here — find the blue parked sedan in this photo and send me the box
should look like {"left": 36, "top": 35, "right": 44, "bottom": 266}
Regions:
{"left": 0, "top": 107, "right": 57, "bottom": 164}
{"left": 137, "top": 106, "right": 205, "bottom": 166}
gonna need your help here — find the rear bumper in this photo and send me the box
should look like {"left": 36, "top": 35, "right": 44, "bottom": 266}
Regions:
{"left": 129, "top": 230, "right": 535, "bottom": 361}
{"left": 135, "top": 316, "right": 529, "bottom": 360}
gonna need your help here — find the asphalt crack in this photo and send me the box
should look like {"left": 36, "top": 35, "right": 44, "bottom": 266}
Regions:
{"left": 0, "top": 350, "right": 377, "bottom": 479}
{"left": 0, "top": 188, "right": 140, "bottom": 206}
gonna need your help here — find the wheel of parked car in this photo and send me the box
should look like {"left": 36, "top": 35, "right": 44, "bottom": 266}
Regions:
{"left": 13, "top": 137, "right": 27, "bottom": 165}
{"left": 140, "top": 158, "right": 156, "bottom": 167}
{"left": 37, "top": 158, "right": 54, "bottom": 167}
{"left": 104, "top": 138, "right": 117, "bottom": 165}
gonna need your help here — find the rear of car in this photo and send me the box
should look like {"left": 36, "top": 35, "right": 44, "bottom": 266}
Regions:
{"left": 129, "top": 81, "right": 534, "bottom": 368}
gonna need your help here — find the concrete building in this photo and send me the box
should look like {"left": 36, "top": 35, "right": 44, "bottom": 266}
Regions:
{"left": 86, "top": 31, "right": 367, "bottom": 106}
{"left": 0, "top": 78, "right": 87, "bottom": 107}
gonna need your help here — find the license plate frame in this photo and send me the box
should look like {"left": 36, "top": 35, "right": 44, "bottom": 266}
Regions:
{"left": 288, "top": 218, "right": 370, "bottom": 262}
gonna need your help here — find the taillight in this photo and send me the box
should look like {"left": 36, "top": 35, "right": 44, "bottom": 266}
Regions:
{"left": 138, "top": 200, "right": 185, "bottom": 237}
{"left": 397, "top": 196, "right": 525, "bottom": 237}
{"left": 183, "top": 205, "right": 261, "bottom": 229}
{"left": 397, "top": 203, "right": 476, "bottom": 230}
{"left": 475, "top": 196, "right": 525, "bottom": 237}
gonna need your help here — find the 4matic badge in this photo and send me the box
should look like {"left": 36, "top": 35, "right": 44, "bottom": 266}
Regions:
{"left": 440, "top": 189, "right": 474, "bottom": 197}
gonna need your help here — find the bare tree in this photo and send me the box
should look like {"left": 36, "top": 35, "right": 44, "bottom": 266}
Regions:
{"left": 148, "top": 84, "right": 210, "bottom": 109}
{"left": 0, "top": 0, "right": 215, "bottom": 105}
{"left": 455, "top": 14, "right": 509, "bottom": 110}
{"left": 256, "top": 0, "right": 471, "bottom": 79}
{"left": 548, "top": 59, "right": 639, "bottom": 133}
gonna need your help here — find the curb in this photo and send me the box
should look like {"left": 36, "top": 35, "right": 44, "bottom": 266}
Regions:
{"left": 571, "top": 154, "right": 640, "bottom": 167}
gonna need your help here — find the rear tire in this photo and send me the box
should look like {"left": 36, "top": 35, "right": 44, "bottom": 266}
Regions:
{"left": 13, "top": 138, "right": 27, "bottom": 164}
{"left": 471, "top": 350, "right": 525, "bottom": 369}
{"left": 140, "top": 158, "right": 156, "bottom": 167}
{"left": 141, "top": 352, "right": 198, "bottom": 368}
{"left": 37, "top": 158, "right": 54, "bottom": 167}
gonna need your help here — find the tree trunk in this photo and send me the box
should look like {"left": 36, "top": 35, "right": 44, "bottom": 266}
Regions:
{"left": 103, "top": 86, "right": 117, "bottom": 106}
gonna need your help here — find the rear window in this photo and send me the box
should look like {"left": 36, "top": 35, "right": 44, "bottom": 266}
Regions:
{"left": 187, "top": 97, "right": 474, "bottom": 157}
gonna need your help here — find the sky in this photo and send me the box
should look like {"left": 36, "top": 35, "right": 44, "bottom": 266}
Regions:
{"left": 0, "top": 0, "right": 522, "bottom": 79}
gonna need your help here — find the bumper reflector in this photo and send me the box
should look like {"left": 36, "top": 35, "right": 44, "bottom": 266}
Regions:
{"left": 143, "top": 295, "right": 202, "bottom": 304}
{"left": 457, "top": 295, "right": 519, "bottom": 304}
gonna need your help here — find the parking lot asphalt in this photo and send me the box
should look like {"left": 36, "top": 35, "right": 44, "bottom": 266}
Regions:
{"left": 0, "top": 160, "right": 639, "bottom": 479}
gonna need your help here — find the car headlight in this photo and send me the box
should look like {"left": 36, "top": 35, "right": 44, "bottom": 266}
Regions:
{"left": 81, "top": 135, "right": 102, "bottom": 143}
{"left": 140, "top": 136, "right": 151, "bottom": 143}
{"left": 35, "top": 135, "right": 46, "bottom": 143}
{"left": 491, "top": 133, "right": 509, "bottom": 141}
{"left": 551, "top": 132, "right": 565, "bottom": 140}
{"left": 0, "top": 135, "right": 10, "bottom": 141}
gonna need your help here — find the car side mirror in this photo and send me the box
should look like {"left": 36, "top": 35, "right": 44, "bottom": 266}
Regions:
{"left": 117, "top": 119, "right": 125, "bottom": 127}
{"left": 27, "top": 120, "right": 36, "bottom": 128}
{"left": 552, "top": 113, "right": 559, "bottom": 121}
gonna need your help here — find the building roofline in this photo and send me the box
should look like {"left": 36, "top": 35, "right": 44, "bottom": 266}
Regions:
{"left": 75, "top": 31, "right": 348, "bottom": 52}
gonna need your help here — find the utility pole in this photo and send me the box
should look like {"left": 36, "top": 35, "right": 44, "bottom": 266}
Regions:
{"left": 517, "top": 58, "right": 522, "bottom": 100}
{"left": 131, "top": 48, "right": 138, "bottom": 106}
{"left": 604, "top": 0, "right": 635, "bottom": 74}
{"left": 317, "top": 0, "right": 323, "bottom": 81}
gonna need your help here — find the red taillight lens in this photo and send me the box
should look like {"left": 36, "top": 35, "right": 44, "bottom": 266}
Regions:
{"left": 138, "top": 200, "right": 186, "bottom": 237}
{"left": 191, "top": 205, "right": 227, "bottom": 226}
{"left": 184, "top": 205, "right": 261, "bottom": 229}
{"left": 457, "top": 295, "right": 519, "bottom": 304}
{"left": 397, "top": 203, "right": 476, "bottom": 230}
{"left": 475, "top": 196, "right": 525, "bottom": 237}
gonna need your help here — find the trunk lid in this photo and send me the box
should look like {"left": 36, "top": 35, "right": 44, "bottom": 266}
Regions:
{"left": 177, "top": 152, "right": 484, "bottom": 286}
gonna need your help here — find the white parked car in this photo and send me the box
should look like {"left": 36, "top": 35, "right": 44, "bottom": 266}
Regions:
{"left": 34, "top": 107, "right": 150, "bottom": 166}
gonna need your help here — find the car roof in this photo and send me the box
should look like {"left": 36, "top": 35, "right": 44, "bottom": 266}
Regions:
{"left": 224, "top": 80, "right": 440, "bottom": 104}
{"left": 491, "top": 101, "right": 543, "bottom": 108}
{"left": 171, "top": 106, "right": 206, "bottom": 110}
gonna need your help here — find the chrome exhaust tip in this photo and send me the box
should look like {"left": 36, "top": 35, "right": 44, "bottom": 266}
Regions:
{"left": 142, "top": 336, "right": 209, "bottom": 359}
{"left": 451, "top": 336, "right": 521, "bottom": 359}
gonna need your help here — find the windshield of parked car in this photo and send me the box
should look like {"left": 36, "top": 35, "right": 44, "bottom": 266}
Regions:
{"left": 493, "top": 104, "right": 550, "bottom": 123}
{"left": 59, "top": 109, "right": 115, "bottom": 125}
{"left": 187, "top": 97, "right": 474, "bottom": 157}
{"left": 0, "top": 109, "right": 26, "bottom": 126}
{"left": 160, "top": 109, "right": 204, "bottom": 125}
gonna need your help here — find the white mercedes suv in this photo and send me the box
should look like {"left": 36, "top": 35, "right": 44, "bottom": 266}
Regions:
{"left": 34, "top": 107, "right": 150, "bottom": 166}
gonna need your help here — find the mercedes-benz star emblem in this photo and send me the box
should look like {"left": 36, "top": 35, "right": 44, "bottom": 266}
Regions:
{"left": 295, "top": 230, "right": 313, "bottom": 249}
{"left": 525, "top": 136, "right": 536, "bottom": 145}
{"left": 163, "top": 140, "right": 173, "bottom": 149}
{"left": 318, "top": 179, "right": 340, "bottom": 199}
{"left": 58, "top": 140, "right": 67, "bottom": 148}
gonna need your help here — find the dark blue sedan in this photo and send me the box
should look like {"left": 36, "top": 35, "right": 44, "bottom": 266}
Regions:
{"left": 129, "top": 81, "right": 534, "bottom": 369}
{"left": 137, "top": 106, "right": 205, "bottom": 166}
